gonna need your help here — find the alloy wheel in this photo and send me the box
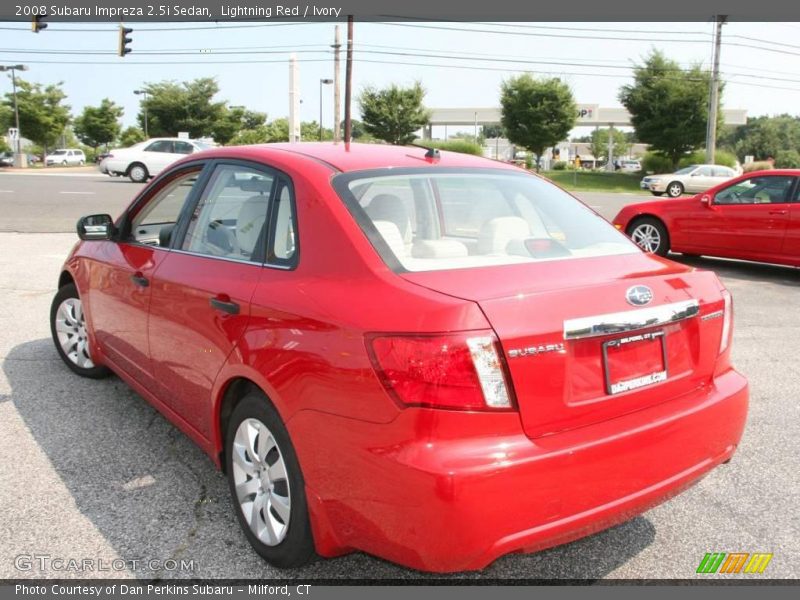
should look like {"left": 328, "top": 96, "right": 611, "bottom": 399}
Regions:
{"left": 231, "top": 418, "right": 292, "bottom": 546}
{"left": 54, "top": 298, "right": 95, "bottom": 369}
{"left": 630, "top": 223, "right": 662, "bottom": 253}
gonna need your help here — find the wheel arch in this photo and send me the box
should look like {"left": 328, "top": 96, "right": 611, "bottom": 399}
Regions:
{"left": 626, "top": 212, "right": 668, "bottom": 234}
{"left": 212, "top": 372, "right": 288, "bottom": 472}
{"left": 58, "top": 270, "right": 75, "bottom": 289}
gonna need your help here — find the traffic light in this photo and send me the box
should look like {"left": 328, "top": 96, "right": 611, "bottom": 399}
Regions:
{"left": 31, "top": 13, "right": 47, "bottom": 33}
{"left": 118, "top": 25, "right": 133, "bottom": 57}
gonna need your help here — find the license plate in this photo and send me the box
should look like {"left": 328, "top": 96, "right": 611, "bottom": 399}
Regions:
{"left": 602, "top": 330, "right": 667, "bottom": 395}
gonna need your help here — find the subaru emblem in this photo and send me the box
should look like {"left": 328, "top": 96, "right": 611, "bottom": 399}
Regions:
{"left": 626, "top": 285, "right": 653, "bottom": 306}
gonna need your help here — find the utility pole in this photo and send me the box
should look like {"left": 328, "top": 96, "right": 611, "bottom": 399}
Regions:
{"left": 344, "top": 16, "right": 353, "bottom": 144}
{"left": 1, "top": 64, "right": 29, "bottom": 167}
{"left": 332, "top": 26, "right": 342, "bottom": 143}
{"left": 705, "top": 15, "right": 726, "bottom": 164}
{"left": 289, "top": 54, "right": 300, "bottom": 143}
{"left": 133, "top": 90, "right": 149, "bottom": 138}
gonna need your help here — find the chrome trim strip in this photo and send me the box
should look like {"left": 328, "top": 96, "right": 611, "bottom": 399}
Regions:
{"left": 563, "top": 299, "right": 700, "bottom": 340}
{"left": 701, "top": 309, "right": 724, "bottom": 321}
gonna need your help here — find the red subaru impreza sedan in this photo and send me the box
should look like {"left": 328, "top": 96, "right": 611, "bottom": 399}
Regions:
{"left": 50, "top": 143, "right": 748, "bottom": 572}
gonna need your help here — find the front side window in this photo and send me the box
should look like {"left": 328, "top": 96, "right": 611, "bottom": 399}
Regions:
{"left": 695, "top": 166, "right": 713, "bottom": 177}
{"left": 674, "top": 165, "right": 698, "bottom": 175}
{"left": 715, "top": 176, "right": 795, "bottom": 205}
{"left": 129, "top": 169, "right": 202, "bottom": 246}
{"left": 181, "top": 164, "right": 275, "bottom": 262}
{"left": 335, "top": 169, "right": 637, "bottom": 273}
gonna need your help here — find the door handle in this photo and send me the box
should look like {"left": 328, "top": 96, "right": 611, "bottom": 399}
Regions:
{"left": 210, "top": 296, "right": 240, "bottom": 315}
{"left": 130, "top": 273, "right": 149, "bottom": 287}
{"left": 768, "top": 209, "right": 788, "bottom": 215}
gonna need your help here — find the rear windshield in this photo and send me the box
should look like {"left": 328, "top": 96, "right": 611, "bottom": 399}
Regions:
{"left": 334, "top": 168, "right": 638, "bottom": 273}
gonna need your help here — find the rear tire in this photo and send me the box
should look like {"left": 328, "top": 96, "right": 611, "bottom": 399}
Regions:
{"left": 627, "top": 217, "right": 670, "bottom": 257}
{"left": 128, "top": 163, "right": 149, "bottom": 183}
{"left": 50, "top": 283, "right": 111, "bottom": 379}
{"left": 226, "top": 392, "right": 315, "bottom": 568}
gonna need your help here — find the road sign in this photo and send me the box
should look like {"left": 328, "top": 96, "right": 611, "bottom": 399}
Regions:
{"left": 8, "top": 128, "right": 19, "bottom": 140}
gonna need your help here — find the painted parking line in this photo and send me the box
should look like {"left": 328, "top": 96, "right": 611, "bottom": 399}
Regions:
{"left": 0, "top": 190, "right": 14, "bottom": 193}
{"left": 59, "top": 191, "right": 96, "bottom": 195}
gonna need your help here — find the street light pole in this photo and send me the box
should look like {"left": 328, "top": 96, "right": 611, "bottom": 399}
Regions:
{"left": 1, "top": 64, "right": 29, "bottom": 166}
{"left": 133, "top": 89, "right": 149, "bottom": 138}
{"left": 319, "top": 78, "right": 333, "bottom": 141}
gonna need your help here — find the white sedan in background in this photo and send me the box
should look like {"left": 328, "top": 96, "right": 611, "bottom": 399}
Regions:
{"left": 100, "top": 138, "right": 213, "bottom": 183}
{"left": 640, "top": 164, "right": 737, "bottom": 198}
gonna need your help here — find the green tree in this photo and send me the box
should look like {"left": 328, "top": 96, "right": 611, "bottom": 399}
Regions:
{"left": 138, "top": 78, "right": 227, "bottom": 139}
{"left": 590, "top": 128, "right": 630, "bottom": 162}
{"left": 340, "top": 119, "right": 372, "bottom": 141}
{"left": 358, "top": 82, "right": 430, "bottom": 145}
{"left": 2, "top": 78, "right": 70, "bottom": 156}
{"left": 211, "top": 107, "right": 267, "bottom": 145}
{"left": 118, "top": 126, "right": 146, "bottom": 147}
{"left": 500, "top": 74, "right": 577, "bottom": 169}
{"left": 73, "top": 98, "right": 123, "bottom": 152}
{"left": 719, "top": 115, "right": 800, "bottom": 161}
{"left": 482, "top": 123, "right": 505, "bottom": 139}
{"left": 619, "top": 50, "right": 720, "bottom": 169}
{"left": 775, "top": 149, "right": 800, "bottom": 168}
{"left": 301, "top": 120, "right": 333, "bottom": 141}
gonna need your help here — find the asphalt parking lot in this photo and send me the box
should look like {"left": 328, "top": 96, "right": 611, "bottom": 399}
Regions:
{"left": 0, "top": 169, "right": 798, "bottom": 580}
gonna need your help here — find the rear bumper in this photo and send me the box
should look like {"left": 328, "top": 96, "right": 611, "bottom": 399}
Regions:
{"left": 289, "top": 368, "right": 748, "bottom": 572}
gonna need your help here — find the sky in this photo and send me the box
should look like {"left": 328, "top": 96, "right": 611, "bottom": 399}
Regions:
{"left": 2, "top": 20, "right": 800, "bottom": 137}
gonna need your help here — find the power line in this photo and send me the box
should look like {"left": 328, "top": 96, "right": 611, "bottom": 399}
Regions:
{"left": 379, "top": 22, "right": 713, "bottom": 44}
{"left": 5, "top": 43, "right": 800, "bottom": 86}
{"left": 6, "top": 53, "right": 800, "bottom": 92}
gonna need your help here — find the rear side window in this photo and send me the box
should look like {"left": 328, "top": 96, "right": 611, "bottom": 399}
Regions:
{"left": 145, "top": 140, "right": 174, "bottom": 153}
{"left": 334, "top": 169, "right": 637, "bottom": 273}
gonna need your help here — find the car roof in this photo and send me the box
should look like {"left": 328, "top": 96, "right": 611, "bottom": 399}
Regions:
{"left": 197, "top": 142, "right": 523, "bottom": 173}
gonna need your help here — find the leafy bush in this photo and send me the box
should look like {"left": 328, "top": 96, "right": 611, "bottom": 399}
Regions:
{"left": 743, "top": 160, "right": 774, "bottom": 173}
{"left": 423, "top": 139, "right": 484, "bottom": 156}
{"left": 644, "top": 149, "right": 737, "bottom": 173}
{"left": 641, "top": 151, "right": 674, "bottom": 174}
{"left": 774, "top": 150, "right": 800, "bottom": 169}
{"left": 677, "top": 149, "right": 737, "bottom": 169}
{"left": 712, "top": 150, "right": 738, "bottom": 168}
{"left": 551, "top": 160, "right": 567, "bottom": 171}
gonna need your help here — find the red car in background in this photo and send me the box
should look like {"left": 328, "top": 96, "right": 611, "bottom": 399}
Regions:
{"left": 614, "top": 169, "right": 800, "bottom": 266}
{"left": 50, "top": 143, "right": 748, "bottom": 572}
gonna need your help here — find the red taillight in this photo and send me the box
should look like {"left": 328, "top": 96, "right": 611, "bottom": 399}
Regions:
{"left": 367, "top": 331, "right": 513, "bottom": 411}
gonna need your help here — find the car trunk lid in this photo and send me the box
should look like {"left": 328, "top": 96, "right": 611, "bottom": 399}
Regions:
{"left": 401, "top": 254, "right": 727, "bottom": 438}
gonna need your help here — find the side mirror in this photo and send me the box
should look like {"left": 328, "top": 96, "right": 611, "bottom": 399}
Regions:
{"left": 700, "top": 194, "right": 712, "bottom": 207}
{"left": 77, "top": 214, "right": 116, "bottom": 241}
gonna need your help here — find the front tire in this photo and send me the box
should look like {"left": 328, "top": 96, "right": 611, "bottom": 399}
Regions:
{"left": 666, "top": 181, "right": 684, "bottom": 198}
{"left": 628, "top": 217, "right": 670, "bottom": 257}
{"left": 50, "top": 283, "right": 111, "bottom": 378}
{"left": 128, "top": 163, "right": 149, "bottom": 183}
{"left": 226, "top": 392, "right": 315, "bottom": 568}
